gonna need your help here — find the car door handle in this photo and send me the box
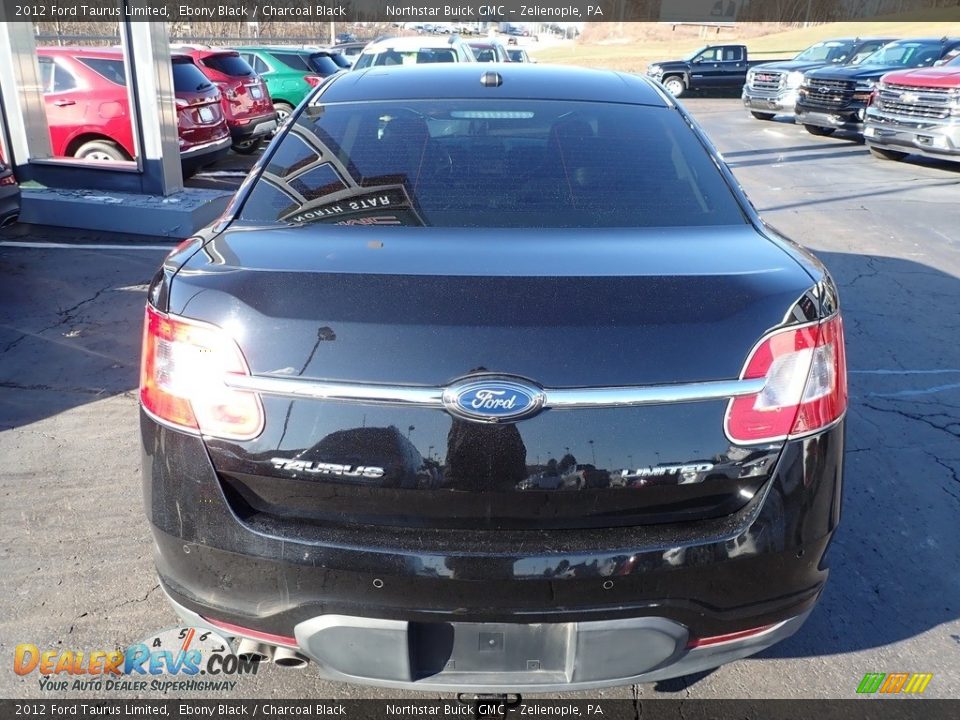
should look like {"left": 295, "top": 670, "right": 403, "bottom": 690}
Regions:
{"left": 53, "top": 99, "right": 76, "bottom": 107}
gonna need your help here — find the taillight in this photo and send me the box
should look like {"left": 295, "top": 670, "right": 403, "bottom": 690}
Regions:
{"left": 304, "top": 75, "right": 323, "bottom": 87}
{"left": 140, "top": 305, "right": 264, "bottom": 440}
{"left": 725, "top": 315, "right": 847, "bottom": 445}
{"left": 215, "top": 81, "right": 239, "bottom": 100}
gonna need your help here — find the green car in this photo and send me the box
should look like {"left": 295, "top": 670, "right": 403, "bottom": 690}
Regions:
{"left": 234, "top": 47, "right": 348, "bottom": 121}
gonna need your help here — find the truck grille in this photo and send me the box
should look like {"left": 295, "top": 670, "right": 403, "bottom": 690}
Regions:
{"left": 801, "top": 79, "right": 854, "bottom": 108}
{"left": 877, "top": 83, "right": 958, "bottom": 120}
{"left": 748, "top": 71, "right": 783, "bottom": 91}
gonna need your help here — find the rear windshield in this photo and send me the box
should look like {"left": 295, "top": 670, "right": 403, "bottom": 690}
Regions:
{"left": 172, "top": 60, "right": 214, "bottom": 92}
{"left": 202, "top": 53, "right": 254, "bottom": 77}
{"left": 471, "top": 46, "right": 496, "bottom": 62}
{"left": 861, "top": 41, "right": 946, "bottom": 67}
{"left": 355, "top": 48, "right": 458, "bottom": 68}
{"left": 77, "top": 57, "right": 126, "bottom": 85}
{"left": 793, "top": 41, "right": 854, "bottom": 64}
{"left": 330, "top": 53, "right": 352, "bottom": 69}
{"left": 272, "top": 52, "right": 312, "bottom": 72}
{"left": 309, "top": 53, "right": 343, "bottom": 75}
{"left": 238, "top": 99, "right": 746, "bottom": 229}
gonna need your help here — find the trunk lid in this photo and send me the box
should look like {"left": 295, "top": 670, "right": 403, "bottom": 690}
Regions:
{"left": 170, "top": 225, "right": 814, "bottom": 530}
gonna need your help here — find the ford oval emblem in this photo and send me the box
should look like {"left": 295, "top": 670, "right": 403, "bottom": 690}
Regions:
{"left": 442, "top": 376, "right": 546, "bottom": 424}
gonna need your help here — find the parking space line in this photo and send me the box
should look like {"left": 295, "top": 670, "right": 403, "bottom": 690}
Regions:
{"left": 868, "top": 383, "right": 960, "bottom": 398}
{"left": 192, "top": 171, "right": 249, "bottom": 178}
{"left": 851, "top": 369, "right": 960, "bottom": 375}
{"left": 0, "top": 324, "right": 126, "bottom": 362}
{"left": 0, "top": 241, "right": 172, "bottom": 251}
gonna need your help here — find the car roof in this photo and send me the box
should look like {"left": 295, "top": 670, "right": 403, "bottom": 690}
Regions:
{"left": 37, "top": 46, "right": 191, "bottom": 62}
{"left": 361, "top": 36, "right": 467, "bottom": 52}
{"left": 817, "top": 37, "right": 894, "bottom": 42}
{"left": 37, "top": 46, "right": 124, "bottom": 59}
{"left": 172, "top": 46, "right": 240, "bottom": 59}
{"left": 317, "top": 64, "right": 668, "bottom": 106}
{"left": 235, "top": 46, "right": 318, "bottom": 54}
{"left": 884, "top": 36, "right": 960, "bottom": 43}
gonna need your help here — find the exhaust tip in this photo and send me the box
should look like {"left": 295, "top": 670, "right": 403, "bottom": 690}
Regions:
{"left": 236, "top": 638, "right": 275, "bottom": 664}
{"left": 273, "top": 647, "right": 309, "bottom": 668}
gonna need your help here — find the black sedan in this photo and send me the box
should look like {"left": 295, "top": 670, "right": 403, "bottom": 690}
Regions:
{"left": 140, "top": 64, "right": 847, "bottom": 691}
{"left": 0, "top": 159, "right": 19, "bottom": 228}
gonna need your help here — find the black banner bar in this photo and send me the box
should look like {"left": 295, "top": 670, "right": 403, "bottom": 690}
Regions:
{"left": 2, "top": 0, "right": 959, "bottom": 23}
{"left": 2, "top": 700, "right": 960, "bottom": 720}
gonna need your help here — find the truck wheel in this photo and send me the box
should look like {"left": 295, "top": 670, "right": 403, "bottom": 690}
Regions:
{"left": 751, "top": 111, "right": 776, "bottom": 121}
{"left": 868, "top": 146, "right": 908, "bottom": 161}
{"left": 803, "top": 125, "right": 836, "bottom": 136}
{"left": 663, "top": 77, "right": 685, "bottom": 97}
{"left": 74, "top": 140, "right": 127, "bottom": 162}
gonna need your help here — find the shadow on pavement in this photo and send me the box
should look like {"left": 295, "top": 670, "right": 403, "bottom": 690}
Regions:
{"left": 0, "top": 224, "right": 170, "bottom": 430}
{"left": 755, "top": 250, "right": 960, "bottom": 663}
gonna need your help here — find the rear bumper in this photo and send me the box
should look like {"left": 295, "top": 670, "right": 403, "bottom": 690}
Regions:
{"left": 742, "top": 88, "right": 799, "bottom": 113}
{"left": 166, "top": 587, "right": 811, "bottom": 692}
{"left": 864, "top": 112, "right": 960, "bottom": 159}
{"left": 142, "top": 410, "right": 843, "bottom": 689}
{"left": 795, "top": 104, "right": 865, "bottom": 132}
{"left": 179, "top": 136, "right": 231, "bottom": 168}
{"left": 229, "top": 112, "right": 278, "bottom": 142}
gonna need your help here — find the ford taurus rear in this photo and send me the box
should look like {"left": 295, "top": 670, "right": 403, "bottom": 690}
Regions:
{"left": 139, "top": 65, "right": 846, "bottom": 691}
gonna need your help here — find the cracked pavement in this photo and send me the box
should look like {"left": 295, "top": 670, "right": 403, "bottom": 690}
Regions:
{"left": 1, "top": 97, "right": 959, "bottom": 700}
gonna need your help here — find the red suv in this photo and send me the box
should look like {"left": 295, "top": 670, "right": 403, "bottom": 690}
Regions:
{"left": 36, "top": 47, "right": 231, "bottom": 173}
{"left": 173, "top": 46, "right": 277, "bottom": 154}
{"left": 0, "top": 153, "right": 19, "bottom": 228}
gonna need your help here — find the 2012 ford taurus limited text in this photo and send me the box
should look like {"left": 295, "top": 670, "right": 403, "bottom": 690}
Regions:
{"left": 139, "top": 64, "right": 847, "bottom": 692}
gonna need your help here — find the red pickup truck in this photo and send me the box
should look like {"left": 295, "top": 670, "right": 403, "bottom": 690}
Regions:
{"left": 864, "top": 53, "right": 960, "bottom": 163}
{"left": 37, "top": 47, "right": 231, "bottom": 173}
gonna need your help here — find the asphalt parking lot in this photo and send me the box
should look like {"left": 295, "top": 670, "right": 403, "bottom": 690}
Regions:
{"left": 1, "top": 97, "right": 959, "bottom": 700}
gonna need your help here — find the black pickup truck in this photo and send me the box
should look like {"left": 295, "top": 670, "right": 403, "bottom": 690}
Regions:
{"left": 646, "top": 45, "right": 771, "bottom": 97}
{"left": 742, "top": 37, "right": 895, "bottom": 120}
{"left": 795, "top": 37, "right": 960, "bottom": 136}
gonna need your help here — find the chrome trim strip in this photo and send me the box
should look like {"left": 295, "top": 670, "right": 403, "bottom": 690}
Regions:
{"left": 545, "top": 379, "right": 765, "bottom": 409}
{"left": 225, "top": 375, "right": 444, "bottom": 407}
{"left": 224, "top": 375, "right": 764, "bottom": 410}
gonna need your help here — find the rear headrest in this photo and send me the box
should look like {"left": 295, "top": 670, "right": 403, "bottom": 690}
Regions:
{"left": 377, "top": 50, "right": 403, "bottom": 66}
{"left": 381, "top": 116, "right": 429, "bottom": 146}
{"left": 418, "top": 49, "right": 455, "bottom": 63}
